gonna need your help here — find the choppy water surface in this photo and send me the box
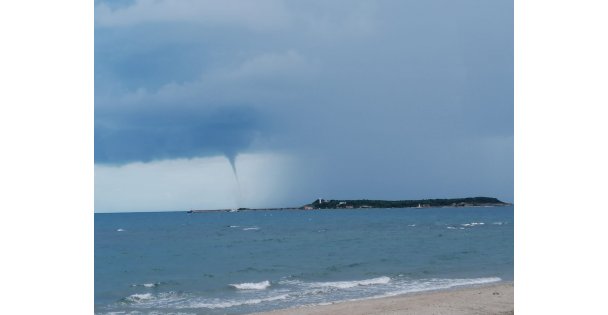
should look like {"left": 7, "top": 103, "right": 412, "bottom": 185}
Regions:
{"left": 95, "top": 206, "right": 513, "bottom": 314}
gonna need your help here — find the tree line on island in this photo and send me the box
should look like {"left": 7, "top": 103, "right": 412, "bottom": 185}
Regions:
{"left": 187, "top": 197, "right": 510, "bottom": 213}
{"left": 301, "top": 197, "right": 510, "bottom": 210}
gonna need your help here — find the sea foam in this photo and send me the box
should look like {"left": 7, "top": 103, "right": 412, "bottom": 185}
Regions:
{"left": 131, "top": 282, "right": 160, "bottom": 288}
{"left": 119, "top": 277, "right": 502, "bottom": 311}
{"left": 377, "top": 277, "right": 502, "bottom": 298}
{"left": 461, "top": 222, "right": 485, "bottom": 227}
{"left": 124, "top": 293, "right": 153, "bottom": 302}
{"left": 230, "top": 280, "right": 271, "bottom": 290}
{"left": 320, "top": 276, "right": 504, "bottom": 304}
{"left": 310, "top": 276, "right": 391, "bottom": 289}
{"left": 185, "top": 294, "right": 289, "bottom": 309}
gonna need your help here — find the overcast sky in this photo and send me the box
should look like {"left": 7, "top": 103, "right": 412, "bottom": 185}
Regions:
{"left": 95, "top": 0, "right": 513, "bottom": 212}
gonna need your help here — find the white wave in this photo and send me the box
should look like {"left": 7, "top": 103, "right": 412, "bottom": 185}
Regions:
{"left": 184, "top": 294, "right": 289, "bottom": 309}
{"left": 492, "top": 222, "right": 505, "bottom": 225}
{"left": 121, "top": 291, "right": 188, "bottom": 307}
{"left": 118, "top": 277, "right": 502, "bottom": 311}
{"left": 230, "top": 280, "right": 271, "bottom": 290}
{"left": 408, "top": 224, "right": 416, "bottom": 227}
{"left": 275, "top": 276, "right": 502, "bottom": 310}
{"left": 116, "top": 228, "right": 125, "bottom": 232}
{"left": 447, "top": 226, "right": 456, "bottom": 230}
{"left": 131, "top": 282, "right": 159, "bottom": 288}
{"left": 310, "top": 276, "right": 391, "bottom": 289}
{"left": 228, "top": 225, "right": 240, "bottom": 228}
{"left": 125, "top": 293, "right": 153, "bottom": 302}
{"left": 242, "top": 227, "right": 259, "bottom": 231}
{"left": 461, "top": 222, "right": 485, "bottom": 227}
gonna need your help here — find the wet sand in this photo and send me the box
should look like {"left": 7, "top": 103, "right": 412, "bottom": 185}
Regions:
{"left": 253, "top": 282, "right": 513, "bottom": 315}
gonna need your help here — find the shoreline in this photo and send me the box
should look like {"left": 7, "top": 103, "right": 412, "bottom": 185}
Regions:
{"left": 252, "top": 281, "right": 514, "bottom": 315}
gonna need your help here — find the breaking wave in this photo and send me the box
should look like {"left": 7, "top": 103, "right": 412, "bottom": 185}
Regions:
{"left": 131, "top": 282, "right": 160, "bottom": 288}
{"left": 461, "top": 222, "right": 485, "bottom": 227}
{"left": 117, "top": 276, "right": 501, "bottom": 312}
{"left": 124, "top": 293, "right": 154, "bottom": 303}
{"left": 309, "top": 276, "right": 391, "bottom": 289}
{"left": 185, "top": 294, "right": 289, "bottom": 309}
{"left": 230, "top": 280, "right": 271, "bottom": 290}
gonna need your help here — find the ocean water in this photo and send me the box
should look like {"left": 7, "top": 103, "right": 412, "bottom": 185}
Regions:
{"left": 95, "top": 206, "right": 513, "bottom": 314}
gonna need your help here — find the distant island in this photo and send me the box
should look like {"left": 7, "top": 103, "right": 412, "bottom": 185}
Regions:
{"left": 187, "top": 197, "right": 511, "bottom": 213}
{"left": 301, "top": 197, "right": 510, "bottom": 210}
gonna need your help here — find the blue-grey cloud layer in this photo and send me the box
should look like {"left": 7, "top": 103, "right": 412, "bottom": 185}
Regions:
{"left": 95, "top": 0, "right": 513, "bottom": 202}
{"left": 95, "top": 105, "right": 262, "bottom": 164}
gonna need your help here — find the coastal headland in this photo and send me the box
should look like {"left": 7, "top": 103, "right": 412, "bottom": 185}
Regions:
{"left": 187, "top": 197, "right": 511, "bottom": 213}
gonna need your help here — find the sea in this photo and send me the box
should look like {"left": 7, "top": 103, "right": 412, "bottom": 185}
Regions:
{"left": 95, "top": 206, "right": 513, "bottom": 315}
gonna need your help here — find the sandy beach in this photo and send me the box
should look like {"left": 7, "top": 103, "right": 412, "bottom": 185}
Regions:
{"left": 253, "top": 282, "right": 513, "bottom": 315}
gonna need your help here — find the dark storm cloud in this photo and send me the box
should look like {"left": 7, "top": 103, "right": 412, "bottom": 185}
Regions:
{"left": 95, "top": 106, "right": 262, "bottom": 165}
{"left": 95, "top": 0, "right": 513, "bottom": 203}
